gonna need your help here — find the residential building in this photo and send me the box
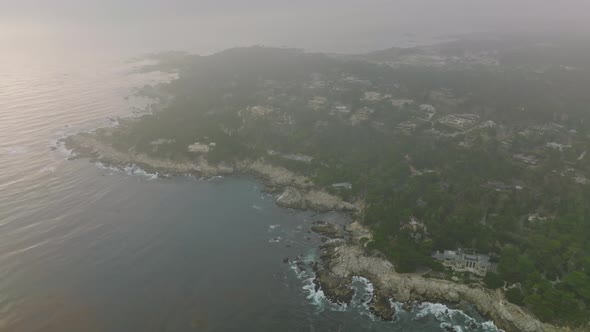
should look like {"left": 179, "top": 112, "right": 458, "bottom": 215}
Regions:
{"left": 432, "top": 249, "right": 491, "bottom": 276}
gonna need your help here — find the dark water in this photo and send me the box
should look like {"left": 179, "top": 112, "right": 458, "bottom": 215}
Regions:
{"left": 0, "top": 50, "right": 500, "bottom": 331}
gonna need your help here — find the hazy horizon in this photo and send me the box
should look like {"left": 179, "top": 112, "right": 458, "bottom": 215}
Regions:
{"left": 2, "top": 0, "right": 590, "bottom": 55}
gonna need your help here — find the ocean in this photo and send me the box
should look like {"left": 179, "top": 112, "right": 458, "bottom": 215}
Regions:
{"left": 0, "top": 48, "right": 500, "bottom": 332}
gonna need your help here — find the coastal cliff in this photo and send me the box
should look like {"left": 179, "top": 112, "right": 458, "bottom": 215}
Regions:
{"left": 63, "top": 132, "right": 358, "bottom": 214}
{"left": 312, "top": 223, "right": 572, "bottom": 332}
{"left": 64, "top": 131, "right": 576, "bottom": 332}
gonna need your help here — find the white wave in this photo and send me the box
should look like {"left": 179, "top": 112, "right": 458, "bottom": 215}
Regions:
{"left": 414, "top": 302, "right": 458, "bottom": 320}
{"left": 414, "top": 302, "right": 501, "bottom": 331}
{"left": 95, "top": 162, "right": 158, "bottom": 180}
{"left": 302, "top": 251, "right": 317, "bottom": 263}
{"left": 441, "top": 322, "right": 465, "bottom": 332}
{"left": 121, "top": 164, "right": 158, "bottom": 179}
{"left": 95, "top": 161, "right": 118, "bottom": 172}
{"left": 481, "top": 321, "right": 502, "bottom": 331}
{"left": 252, "top": 205, "right": 263, "bottom": 211}
{"left": 350, "top": 276, "right": 379, "bottom": 321}
{"left": 267, "top": 224, "right": 280, "bottom": 231}
{"left": 301, "top": 276, "right": 347, "bottom": 312}
{"left": 290, "top": 262, "right": 309, "bottom": 280}
{"left": 351, "top": 276, "right": 374, "bottom": 305}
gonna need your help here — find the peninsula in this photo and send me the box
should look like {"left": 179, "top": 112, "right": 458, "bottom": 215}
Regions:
{"left": 65, "top": 38, "right": 590, "bottom": 331}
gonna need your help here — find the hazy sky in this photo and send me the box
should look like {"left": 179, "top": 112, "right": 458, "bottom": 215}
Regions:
{"left": 2, "top": 0, "right": 590, "bottom": 54}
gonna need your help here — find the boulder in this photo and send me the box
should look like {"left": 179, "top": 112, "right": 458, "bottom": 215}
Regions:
{"left": 276, "top": 187, "right": 307, "bottom": 210}
{"left": 315, "top": 270, "right": 354, "bottom": 305}
{"left": 311, "top": 222, "right": 345, "bottom": 239}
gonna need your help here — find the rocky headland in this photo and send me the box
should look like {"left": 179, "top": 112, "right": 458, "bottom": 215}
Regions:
{"left": 64, "top": 130, "right": 576, "bottom": 332}
{"left": 63, "top": 131, "right": 359, "bottom": 214}
{"left": 310, "top": 222, "right": 574, "bottom": 332}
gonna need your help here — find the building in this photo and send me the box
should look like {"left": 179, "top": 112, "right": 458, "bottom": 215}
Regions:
{"left": 546, "top": 142, "right": 571, "bottom": 151}
{"left": 391, "top": 98, "right": 414, "bottom": 108}
{"left": 438, "top": 114, "right": 480, "bottom": 131}
{"left": 333, "top": 105, "right": 351, "bottom": 114}
{"left": 188, "top": 141, "right": 216, "bottom": 154}
{"left": 350, "top": 107, "right": 374, "bottom": 125}
{"left": 188, "top": 142, "right": 211, "bottom": 153}
{"left": 331, "top": 182, "right": 352, "bottom": 190}
{"left": 363, "top": 91, "right": 391, "bottom": 102}
{"left": 432, "top": 249, "right": 491, "bottom": 276}
{"left": 397, "top": 120, "right": 418, "bottom": 133}
{"left": 513, "top": 154, "right": 538, "bottom": 165}
{"left": 308, "top": 96, "right": 328, "bottom": 110}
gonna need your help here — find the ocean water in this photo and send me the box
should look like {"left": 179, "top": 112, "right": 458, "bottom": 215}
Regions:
{"left": 0, "top": 49, "right": 500, "bottom": 332}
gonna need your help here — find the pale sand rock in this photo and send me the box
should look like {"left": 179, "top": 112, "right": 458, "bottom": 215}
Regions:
{"left": 66, "top": 134, "right": 233, "bottom": 177}
{"left": 320, "top": 223, "right": 574, "bottom": 332}
{"left": 303, "top": 190, "right": 357, "bottom": 212}
{"left": 236, "top": 160, "right": 311, "bottom": 188}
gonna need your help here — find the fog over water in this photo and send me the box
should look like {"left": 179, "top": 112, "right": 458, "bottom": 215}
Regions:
{"left": 1, "top": 1, "right": 589, "bottom": 331}
{"left": 0, "top": 49, "right": 499, "bottom": 331}
{"left": 2, "top": 0, "right": 590, "bottom": 54}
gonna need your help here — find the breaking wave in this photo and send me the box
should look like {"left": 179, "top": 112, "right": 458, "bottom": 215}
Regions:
{"left": 95, "top": 162, "right": 159, "bottom": 180}
{"left": 412, "top": 302, "right": 500, "bottom": 331}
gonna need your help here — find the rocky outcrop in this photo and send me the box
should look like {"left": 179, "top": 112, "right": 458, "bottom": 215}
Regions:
{"left": 369, "top": 290, "right": 395, "bottom": 320}
{"left": 310, "top": 221, "right": 345, "bottom": 239}
{"left": 316, "top": 242, "right": 568, "bottom": 332}
{"left": 276, "top": 187, "right": 307, "bottom": 210}
{"left": 66, "top": 133, "right": 359, "bottom": 213}
{"left": 304, "top": 190, "right": 357, "bottom": 212}
{"left": 64, "top": 134, "right": 234, "bottom": 177}
{"left": 238, "top": 161, "right": 358, "bottom": 213}
{"left": 236, "top": 160, "right": 311, "bottom": 188}
{"left": 314, "top": 269, "right": 354, "bottom": 305}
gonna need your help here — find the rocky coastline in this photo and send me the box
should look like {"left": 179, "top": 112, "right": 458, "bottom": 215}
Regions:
{"left": 63, "top": 132, "right": 359, "bottom": 214}
{"left": 63, "top": 131, "right": 572, "bottom": 332}
{"left": 309, "top": 222, "right": 572, "bottom": 332}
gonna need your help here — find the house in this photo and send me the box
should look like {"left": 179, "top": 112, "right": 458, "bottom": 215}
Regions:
{"left": 333, "top": 104, "right": 351, "bottom": 114}
{"left": 391, "top": 99, "right": 414, "bottom": 108}
{"left": 331, "top": 182, "right": 352, "bottom": 190}
{"left": 546, "top": 142, "right": 571, "bottom": 151}
{"left": 350, "top": 107, "right": 374, "bottom": 125}
{"left": 513, "top": 154, "right": 538, "bottom": 165}
{"left": 432, "top": 249, "right": 491, "bottom": 276}
{"left": 417, "top": 104, "right": 437, "bottom": 120}
{"left": 438, "top": 114, "right": 479, "bottom": 131}
{"left": 188, "top": 142, "right": 210, "bottom": 153}
{"left": 308, "top": 96, "right": 328, "bottom": 110}
{"left": 363, "top": 91, "right": 390, "bottom": 102}
{"left": 397, "top": 121, "right": 417, "bottom": 133}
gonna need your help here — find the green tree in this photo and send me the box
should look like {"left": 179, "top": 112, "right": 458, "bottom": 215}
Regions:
{"left": 484, "top": 272, "right": 504, "bottom": 289}
{"left": 505, "top": 287, "right": 524, "bottom": 305}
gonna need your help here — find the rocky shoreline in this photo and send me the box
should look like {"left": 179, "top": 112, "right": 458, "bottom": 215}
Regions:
{"left": 309, "top": 222, "right": 571, "bottom": 332}
{"left": 63, "top": 132, "right": 359, "bottom": 214}
{"left": 63, "top": 131, "right": 572, "bottom": 332}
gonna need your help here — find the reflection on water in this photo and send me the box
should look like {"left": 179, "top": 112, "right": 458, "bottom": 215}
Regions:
{"left": 0, "top": 50, "right": 499, "bottom": 331}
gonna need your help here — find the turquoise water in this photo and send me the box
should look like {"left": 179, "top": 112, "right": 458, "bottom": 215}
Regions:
{"left": 0, "top": 50, "right": 500, "bottom": 331}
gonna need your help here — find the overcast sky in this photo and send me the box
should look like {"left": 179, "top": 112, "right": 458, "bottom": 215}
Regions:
{"left": 2, "top": 0, "right": 590, "bottom": 54}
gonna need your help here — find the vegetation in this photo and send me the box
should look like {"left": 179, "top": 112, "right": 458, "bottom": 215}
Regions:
{"left": 97, "top": 39, "right": 590, "bottom": 327}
